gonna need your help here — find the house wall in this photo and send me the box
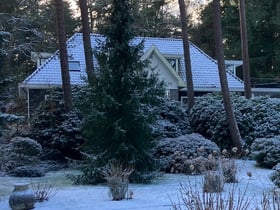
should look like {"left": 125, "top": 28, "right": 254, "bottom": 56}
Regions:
{"left": 170, "top": 89, "right": 179, "bottom": 100}
{"left": 148, "top": 53, "right": 179, "bottom": 92}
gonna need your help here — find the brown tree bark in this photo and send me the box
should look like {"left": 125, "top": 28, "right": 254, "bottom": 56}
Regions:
{"left": 213, "top": 0, "right": 242, "bottom": 151}
{"left": 239, "top": 0, "right": 251, "bottom": 99}
{"left": 54, "top": 0, "right": 72, "bottom": 112}
{"left": 79, "top": 0, "right": 96, "bottom": 85}
{"left": 178, "top": 0, "right": 195, "bottom": 110}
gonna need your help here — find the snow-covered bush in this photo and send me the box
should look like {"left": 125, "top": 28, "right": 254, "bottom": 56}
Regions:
{"left": 190, "top": 93, "right": 280, "bottom": 149}
{"left": 236, "top": 96, "right": 280, "bottom": 144}
{"left": 30, "top": 90, "right": 84, "bottom": 161}
{"left": 270, "top": 163, "right": 280, "bottom": 187}
{"left": 10, "top": 137, "right": 42, "bottom": 157}
{"left": 9, "top": 165, "right": 45, "bottom": 177}
{"left": 0, "top": 112, "right": 25, "bottom": 142}
{"left": 0, "top": 137, "right": 42, "bottom": 173}
{"left": 189, "top": 93, "right": 251, "bottom": 149}
{"left": 152, "top": 100, "right": 192, "bottom": 139}
{"left": 251, "top": 136, "right": 280, "bottom": 168}
{"left": 152, "top": 133, "right": 219, "bottom": 173}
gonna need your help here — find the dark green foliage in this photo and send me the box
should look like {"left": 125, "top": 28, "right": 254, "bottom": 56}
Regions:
{"left": 0, "top": 112, "right": 25, "bottom": 140}
{"left": 30, "top": 90, "right": 84, "bottom": 161}
{"left": 190, "top": 93, "right": 280, "bottom": 149}
{"left": 67, "top": 153, "right": 106, "bottom": 185}
{"left": 190, "top": 0, "right": 280, "bottom": 81}
{"left": 270, "top": 163, "right": 280, "bottom": 187}
{"left": 76, "top": 0, "right": 165, "bottom": 183}
{"left": 190, "top": 94, "right": 250, "bottom": 149}
{"left": 91, "top": 0, "right": 181, "bottom": 37}
{"left": 152, "top": 133, "right": 219, "bottom": 174}
{"left": 152, "top": 100, "right": 192, "bottom": 139}
{"left": 251, "top": 136, "right": 280, "bottom": 168}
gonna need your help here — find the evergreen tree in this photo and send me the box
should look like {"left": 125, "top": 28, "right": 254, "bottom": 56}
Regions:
{"left": 78, "top": 0, "right": 164, "bottom": 177}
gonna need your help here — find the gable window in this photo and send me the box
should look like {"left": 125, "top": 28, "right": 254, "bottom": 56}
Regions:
{"left": 69, "top": 61, "right": 81, "bottom": 72}
{"left": 166, "top": 57, "right": 181, "bottom": 76}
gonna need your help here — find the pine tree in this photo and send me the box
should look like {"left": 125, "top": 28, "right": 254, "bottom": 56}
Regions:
{"left": 78, "top": 0, "right": 164, "bottom": 178}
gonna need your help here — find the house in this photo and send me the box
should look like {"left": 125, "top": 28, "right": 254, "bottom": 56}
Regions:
{"left": 19, "top": 33, "right": 245, "bottom": 117}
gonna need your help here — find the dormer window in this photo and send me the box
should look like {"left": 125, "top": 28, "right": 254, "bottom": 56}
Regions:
{"left": 69, "top": 61, "right": 81, "bottom": 72}
{"left": 166, "top": 57, "right": 181, "bottom": 76}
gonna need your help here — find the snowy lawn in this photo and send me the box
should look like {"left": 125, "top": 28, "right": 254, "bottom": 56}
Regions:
{"left": 0, "top": 160, "right": 277, "bottom": 210}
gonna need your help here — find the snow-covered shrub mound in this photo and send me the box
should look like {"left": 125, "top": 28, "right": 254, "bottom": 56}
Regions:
{"left": 0, "top": 137, "right": 42, "bottom": 174}
{"left": 9, "top": 165, "right": 45, "bottom": 177}
{"left": 152, "top": 133, "right": 219, "bottom": 173}
{"left": 0, "top": 113, "right": 25, "bottom": 142}
{"left": 270, "top": 163, "right": 280, "bottom": 187}
{"left": 190, "top": 94, "right": 280, "bottom": 149}
{"left": 10, "top": 136, "right": 42, "bottom": 156}
{"left": 189, "top": 94, "right": 252, "bottom": 150}
{"left": 152, "top": 100, "right": 191, "bottom": 139}
{"left": 251, "top": 136, "right": 280, "bottom": 168}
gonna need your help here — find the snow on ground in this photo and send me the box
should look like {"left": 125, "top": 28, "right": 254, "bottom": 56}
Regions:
{"left": 0, "top": 160, "right": 277, "bottom": 210}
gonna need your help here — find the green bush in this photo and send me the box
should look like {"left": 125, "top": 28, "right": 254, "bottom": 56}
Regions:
{"left": 251, "top": 136, "right": 280, "bottom": 168}
{"left": 190, "top": 93, "right": 280, "bottom": 149}
{"left": 152, "top": 100, "right": 192, "bottom": 139}
{"left": 190, "top": 94, "right": 252, "bottom": 149}
{"left": 30, "top": 90, "right": 84, "bottom": 160}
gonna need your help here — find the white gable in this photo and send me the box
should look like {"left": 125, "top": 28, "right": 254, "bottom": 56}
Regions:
{"left": 20, "top": 33, "right": 244, "bottom": 91}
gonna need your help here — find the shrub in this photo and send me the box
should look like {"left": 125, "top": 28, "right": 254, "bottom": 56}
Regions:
{"left": 190, "top": 94, "right": 280, "bottom": 149}
{"left": 203, "top": 169, "right": 224, "bottom": 193}
{"left": 0, "top": 137, "right": 42, "bottom": 173}
{"left": 101, "top": 161, "right": 134, "bottom": 201}
{"left": 172, "top": 183, "right": 252, "bottom": 210}
{"left": 251, "top": 136, "right": 280, "bottom": 168}
{"left": 189, "top": 93, "right": 251, "bottom": 149}
{"left": 10, "top": 137, "right": 42, "bottom": 157}
{"left": 152, "top": 100, "right": 192, "bottom": 139}
{"left": 270, "top": 163, "right": 280, "bottom": 188}
{"left": 221, "top": 158, "right": 238, "bottom": 183}
{"left": 30, "top": 90, "right": 84, "bottom": 160}
{"left": 0, "top": 113, "right": 25, "bottom": 142}
{"left": 152, "top": 133, "right": 220, "bottom": 173}
{"left": 32, "top": 182, "right": 57, "bottom": 202}
{"left": 9, "top": 165, "right": 45, "bottom": 177}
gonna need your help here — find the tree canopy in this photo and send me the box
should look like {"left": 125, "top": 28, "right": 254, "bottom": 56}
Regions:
{"left": 190, "top": 0, "right": 280, "bottom": 84}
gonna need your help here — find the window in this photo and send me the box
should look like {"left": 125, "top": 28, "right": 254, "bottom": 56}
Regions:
{"left": 165, "top": 90, "right": 170, "bottom": 98}
{"left": 69, "top": 61, "right": 81, "bottom": 72}
{"left": 166, "top": 57, "right": 181, "bottom": 76}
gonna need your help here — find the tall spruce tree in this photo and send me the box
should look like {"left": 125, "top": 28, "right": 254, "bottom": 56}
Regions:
{"left": 78, "top": 0, "right": 164, "bottom": 178}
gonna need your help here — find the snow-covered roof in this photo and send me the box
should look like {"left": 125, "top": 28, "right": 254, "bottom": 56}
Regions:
{"left": 20, "top": 33, "right": 244, "bottom": 91}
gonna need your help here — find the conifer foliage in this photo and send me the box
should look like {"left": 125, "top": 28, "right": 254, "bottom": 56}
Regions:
{"left": 77, "top": 0, "right": 164, "bottom": 176}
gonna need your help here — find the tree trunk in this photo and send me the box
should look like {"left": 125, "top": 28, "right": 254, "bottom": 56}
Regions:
{"left": 213, "top": 0, "right": 242, "bottom": 151}
{"left": 79, "top": 0, "right": 96, "bottom": 85}
{"left": 54, "top": 0, "right": 72, "bottom": 112}
{"left": 239, "top": 0, "right": 251, "bottom": 99}
{"left": 178, "top": 0, "right": 195, "bottom": 110}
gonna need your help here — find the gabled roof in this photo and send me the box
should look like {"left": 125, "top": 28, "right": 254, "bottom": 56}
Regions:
{"left": 20, "top": 33, "right": 244, "bottom": 91}
{"left": 141, "top": 45, "right": 185, "bottom": 87}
